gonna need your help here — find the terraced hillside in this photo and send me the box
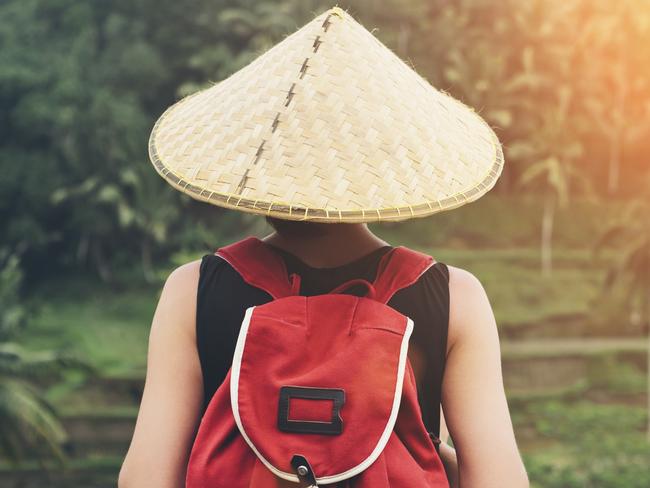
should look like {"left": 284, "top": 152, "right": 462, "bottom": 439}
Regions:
{"left": 2, "top": 338, "right": 646, "bottom": 487}
{"left": 3, "top": 200, "right": 649, "bottom": 487}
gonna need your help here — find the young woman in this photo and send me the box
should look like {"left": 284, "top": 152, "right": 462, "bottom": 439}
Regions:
{"left": 119, "top": 218, "right": 527, "bottom": 487}
{"left": 120, "top": 7, "right": 529, "bottom": 487}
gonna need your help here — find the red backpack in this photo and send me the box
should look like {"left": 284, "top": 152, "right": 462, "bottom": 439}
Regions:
{"left": 186, "top": 237, "right": 450, "bottom": 487}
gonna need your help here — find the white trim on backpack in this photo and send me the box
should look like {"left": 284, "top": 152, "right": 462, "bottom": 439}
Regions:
{"left": 230, "top": 305, "right": 415, "bottom": 484}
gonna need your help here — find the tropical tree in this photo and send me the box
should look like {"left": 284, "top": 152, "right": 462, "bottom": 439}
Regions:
{"left": 513, "top": 80, "right": 593, "bottom": 277}
{"left": 0, "top": 343, "right": 69, "bottom": 465}
{"left": 1, "top": 251, "right": 56, "bottom": 464}
{"left": 0, "top": 0, "right": 305, "bottom": 283}
{"left": 577, "top": 0, "right": 650, "bottom": 195}
{"left": 517, "top": 151, "right": 591, "bottom": 277}
{"left": 2, "top": 0, "right": 650, "bottom": 283}
{"left": 0, "top": 249, "right": 92, "bottom": 464}
{"left": 594, "top": 176, "right": 650, "bottom": 440}
{"left": 492, "top": 0, "right": 596, "bottom": 276}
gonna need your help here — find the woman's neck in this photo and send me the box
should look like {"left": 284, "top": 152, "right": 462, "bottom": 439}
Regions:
{"left": 262, "top": 223, "right": 389, "bottom": 269}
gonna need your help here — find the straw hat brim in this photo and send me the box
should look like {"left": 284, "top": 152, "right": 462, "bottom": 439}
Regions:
{"left": 149, "top": 8, "right": 504, "bottom": 223}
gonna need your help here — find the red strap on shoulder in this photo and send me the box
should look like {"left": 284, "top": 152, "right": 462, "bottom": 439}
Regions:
{"left": 372, "top": 246, "right": 435, "bottom": 304}
{"left": 216, "top": 237, "right": 434, "bottom": 303}
{"left": 215, "top": 237, "right": 296, "bottom": 299}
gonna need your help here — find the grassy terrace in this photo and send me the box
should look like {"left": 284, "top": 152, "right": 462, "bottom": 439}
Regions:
{"left": 9, "top": 195, "right": 649, "bottom": 487}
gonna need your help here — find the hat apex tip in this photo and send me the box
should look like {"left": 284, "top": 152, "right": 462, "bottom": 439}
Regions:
{"left": 329, "top": 6, "right": 347, "bottom": 18}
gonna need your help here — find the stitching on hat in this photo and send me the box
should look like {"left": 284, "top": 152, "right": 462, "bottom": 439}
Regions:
{"left": 233, "top": 11, "right": 338, "bottom": 197}
{"left": 299, "top": 58, "right": 309, "bottom": 79}
{"left": 313, "top": 35, "right": 322, "bottom": 52}
{"left": 322, "top": 14, "right": 333, "bottom": 32}
{"left": 148, "top": 8, "right": 503, "bottom": 223}
{"left": 235, "top": 140, "right": 266, "bottom": 193}
{"left": 254, "top": 141, "right": 266, "bottom": 162}
{"left": 285, "top": 83, "right": 297, "bottom": 107}
{"left": 271, "top": 113, "right": 280, "bottom": 133}
{"left": 235, "top": 169, "right": 251, "bottom": 194}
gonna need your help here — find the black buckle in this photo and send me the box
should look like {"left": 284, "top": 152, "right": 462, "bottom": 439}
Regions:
{"left": 291, "top": 454, "right": 318, "bottom": 486}
{"left": 278, "top": 386, "right": 345, "bottom": 435}
{"left": 429, "top": 431, "right": 442, "bottom": 454}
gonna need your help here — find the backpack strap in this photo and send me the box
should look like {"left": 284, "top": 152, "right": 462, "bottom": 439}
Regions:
{"left": 215, "top": 237, "right": 299, "bottom": 299}
{"left": 216, "top": 237, "right": 434, "bottom": 303}
{"left": 371, "top": 247, "right": 435, "bottom": 304}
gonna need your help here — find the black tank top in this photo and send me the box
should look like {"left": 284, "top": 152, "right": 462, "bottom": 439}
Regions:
{"left": 195, "top": 243, "right": 450, "bottom": 439}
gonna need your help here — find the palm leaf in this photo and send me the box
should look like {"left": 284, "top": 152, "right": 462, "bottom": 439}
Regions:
{"left": 0, "top": 343, "right": 93, "bottom": 379}
{"left": 592, "top": 224, "right": 628, "bottom": 257}
{"left": 601, "top": 234, "right": 649, "bottom": 291}
{"left": 517, "top": 158, "right": 551, "bottom": 188}
{"left": 0, "top": 378, "right": 67, "bottom": 464}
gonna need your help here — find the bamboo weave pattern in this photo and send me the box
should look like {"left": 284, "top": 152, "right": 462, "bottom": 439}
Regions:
{"left": 149, "top": 7, "right": 504, "bottom": 222}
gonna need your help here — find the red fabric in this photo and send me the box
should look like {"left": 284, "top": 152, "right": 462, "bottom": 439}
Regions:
{"left": 288, "top": 397, "right": 333, "bottom": 421}
{"left": 186, "top": 238, "right": 449, "bottom": 487}
{"left": 216, "top": 237, "right": 435, "bottom": 303}
{"left": 217, "top": 237, "right": 295, "bottom": 299}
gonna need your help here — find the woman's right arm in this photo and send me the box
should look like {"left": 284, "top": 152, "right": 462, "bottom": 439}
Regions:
{"left": 441, "top": 266, "right": 529, "bottom": 487}
{"left": 119, "top": 261, "right": 204, "bottom": 488}
{"left": 438, "top": 409, "right": 459, "bottom": 487}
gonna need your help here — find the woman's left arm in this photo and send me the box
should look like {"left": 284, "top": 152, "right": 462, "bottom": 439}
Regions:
{"left": 441, "top": 266, "right": 529, "bottom": 487}
{"left": 119, "top": 261, "right": 204, "bottom": 488}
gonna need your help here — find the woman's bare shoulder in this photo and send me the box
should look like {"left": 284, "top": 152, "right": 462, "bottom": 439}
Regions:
{"left": 165, "top": 259, "right": 203, "bottom": 288}
{"left": 161, "top": 259, "right": 203, "bottom": 298}
{"left": 150, "top": 259, "right": 203, "bottom": 337}
{"left": 444, "top": 264, "right": 496, "bottom": 355}
{"left": 445, "top": 264, "right": 486, "bottom": 297}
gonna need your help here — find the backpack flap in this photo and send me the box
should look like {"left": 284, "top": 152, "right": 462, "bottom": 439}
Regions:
{"left": 231, "top": 294, "right": 414, "bottom": 484}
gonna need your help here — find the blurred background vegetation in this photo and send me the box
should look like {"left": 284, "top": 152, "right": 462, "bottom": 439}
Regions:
{"left": 1, "top": 0, "right": 649, "bottom": 486}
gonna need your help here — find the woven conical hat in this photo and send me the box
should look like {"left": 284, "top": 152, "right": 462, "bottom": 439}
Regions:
{"left": 149, "top": 7, "right": 503, "bottom": 223}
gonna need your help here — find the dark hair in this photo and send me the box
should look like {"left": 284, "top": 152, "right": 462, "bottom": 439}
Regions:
{"left": 265, "top": 216, "right": 332, "bottom": 238}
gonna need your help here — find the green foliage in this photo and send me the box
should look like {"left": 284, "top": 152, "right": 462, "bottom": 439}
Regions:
{"left": 594, "top": 175, "right": 650, "bottom": 327}
{"left": 588, "top": 354, "right": 647, "bottom": 394}
{"left": 22, "top": 282, "right": 155, "bottom": 377}
{"left": 0, "top": 250, "right": 26, "bottom": 339}
{"left": 1, "top": 0, "right": 649, "bottom": 284}
{"left": 0, "top": 254, "right": 61, "bottom": 464}
{"left": 0, "top": 0, "right": 302, "bottom": 283}
{"left": 0, "top": 344, "right": 70, "bottom": 465}
{"left": 523, "top": 401, "right": 650, "bottom": 487}
{"left": 1, "top": 0, "right": 648, "bottom": 479}
{"left": 0, "top": 249, "right": 92, "bottom": 465}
